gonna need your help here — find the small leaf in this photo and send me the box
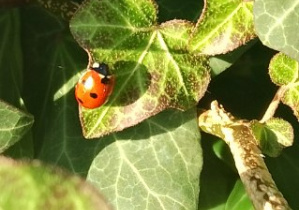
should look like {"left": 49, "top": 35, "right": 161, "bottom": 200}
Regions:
{"left": 189, "top": 0, "right": 255, "bottom": 55}
{"left": 250, "top": 118, "right": 294, "bottom": 157}
{"left": 0, "top": 101, "right": 33, "bottom": 153}
{"left": 87, "top": 109, "right": 202, "bottom": 210}
{"left": 0, "top": 157, "right": 111, "bottom": 210}
{"left": 254, "top": 0, "right": 299, "bottom": 62}
{"left": 269, "top": 53, "right": 298, "bottom": 85}
{"left": 70, "top": 0, "right": 210, "bottom": 138}
{"left": 268, "top": 53, "right": 299, "bottom": 120}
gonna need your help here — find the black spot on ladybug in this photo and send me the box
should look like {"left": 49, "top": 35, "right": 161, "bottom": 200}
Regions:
{"left": 90, "top": 93, "right": 98, "bottom": 99}
{"left": 82, "top": 79, "right": 86, "bottom": 85}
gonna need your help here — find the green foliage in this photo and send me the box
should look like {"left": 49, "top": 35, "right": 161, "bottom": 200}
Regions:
{"left": 189, "top": 0, "right": 255, "bottom": 55}
{"left": 251, "top": 118, "right": 294, "bottom": 157}
{"left": 269, "top": 53, "right": 299, "bottom": 120}
{"left": 87, "top": 109, "right": 202, "bottom": 209}
{"left": 70, "top": 0, "right": 210, "bottom": 138}
{"left": 0, "top": 101, "right": 33, "bottom": 153}
{"left": 254, "top": 0, "right": 299, "bottom": 62}
{"left": 0, "top": 157, "right": 111, "bottom": 210}
{"left": 225, "top": 180, "right": 253, "bottom": 210}
{"left": 0, "top": 0, "right": 299, "bottom": 209}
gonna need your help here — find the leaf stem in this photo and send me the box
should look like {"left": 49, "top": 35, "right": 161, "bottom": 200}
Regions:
{"left": 198, "top": 101, "right": 291, "bottom": 210}
{"left": 260, "top": 86, "right": 288, "bottom": 123}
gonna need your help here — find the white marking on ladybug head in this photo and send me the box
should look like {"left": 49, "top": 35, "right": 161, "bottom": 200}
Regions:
{"left": 92, "top": 62, "right": 100, "bottom": 68}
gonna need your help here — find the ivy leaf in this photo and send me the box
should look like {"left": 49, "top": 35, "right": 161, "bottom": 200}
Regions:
{"left": 269, "top": 52, "right": 298, "bottom": 86}
{"left": 189, "top": 0, "right": 255, "bottom": 55}
{"left": 254, "top": 0, "right": 299, "bottom": 62}
{"left": 0, "top": 9, "right": 34, "bottom": 157}
{"left": 269, "top": 53, "right": 299, "bottom": 120}
{"left": 0, "top": 157, "right": 111, "bottom": 210}
{"left": 87, "top": 109, "right": 202, "bottom": 210}
{"left": 0, "top": 101, "right": 33, "bottom": 154}
{"left": 225, "top": 180, "right": 253, "bottom": 210}
{"left": 21, "top": 5, "right": 103, "bottom": 174}
{"left": 70, "top": 0, "right": 210, "bottom": 138}
{"left": 250, "top": 118, "right": 294, "bottom": 157}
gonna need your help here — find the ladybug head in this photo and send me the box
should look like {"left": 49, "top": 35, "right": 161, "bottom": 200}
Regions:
{"left": 91, "top": 62, "right": 110, "bottom": 77}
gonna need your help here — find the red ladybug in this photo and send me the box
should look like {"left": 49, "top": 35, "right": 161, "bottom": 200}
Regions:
{"left": 75, "top": 63, "right": 115, "bottom": 109}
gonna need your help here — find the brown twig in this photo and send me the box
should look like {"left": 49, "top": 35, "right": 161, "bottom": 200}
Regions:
{"left": 260, "top": 85, "right": 289, "bottom": 123}
{"left": 198, "top": 101, "right": 291, "bottom": 210}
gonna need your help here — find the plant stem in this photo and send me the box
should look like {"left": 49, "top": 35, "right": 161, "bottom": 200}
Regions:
{"left": 198, "top": 101, "right": 291, "bottom": 210}
{"left": 260, "top": 86, "right": 288, "bottom": 123}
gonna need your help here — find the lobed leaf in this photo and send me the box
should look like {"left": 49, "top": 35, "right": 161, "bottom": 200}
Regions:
{"left": 254, "top": 0, "right": 299, "bottom": 62}
{"left": 70, "top": 0, "right": 210, "bottom": 138}
{"left": 268, "top": 53, "right": 299, "bottom": 120}
{"left": 189, "top": 0, "right": 255, "bottom": 55}
{"left": 0, "top": 101, "right": 33, "bottom": 153}
{"left": 87, "top": 109, "right": 202, "bottom": 210}
{"left": 0, "top": 157, "right": 111, "bottom": 210}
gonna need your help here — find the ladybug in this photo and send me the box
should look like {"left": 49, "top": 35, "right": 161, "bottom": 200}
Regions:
{"left": 75, "top": 62, "right": 115, "bottom": 109}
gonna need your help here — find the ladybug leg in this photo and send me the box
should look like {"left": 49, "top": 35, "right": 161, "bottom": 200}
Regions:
{"left": 101, "top": 77, "right": 109, "bottom": 84}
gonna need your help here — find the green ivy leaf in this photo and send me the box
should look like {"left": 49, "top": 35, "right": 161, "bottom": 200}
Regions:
{"left": 269, "top": 52, "right": 298, "bottom": 86}
{"left": 87, "top": 109, "right": 202, "bottom": 210}
{"left": 225, "top": 180, "right": 253, "bottom": 210}
{"left": 250, "top": 118, "right": 294, "bottom": 157}
{"left": 268, "top": 53, "right": 299, "bottom": 120}
{"left": 0, "top": 8, "right": 23, "bottom": 107}
{"left": 0, "top": 101, "right": 33, "bottom": 153}
{"left": 189, "top": 0, "right": 255, "bottom": 55}
{"left": 0, "top": 157, "right": 111, "bottom": 210}
{"left": 0, "top": 8, "right": 34, "bottom": 158}
{"left": 21, "top": 5, "right": 104, "bottom": 174}
{"left": 254, "top": 0, "right": 299, "bottom": 62}
{"left": 70, "top": 0, "right": 210, "bottom": 138}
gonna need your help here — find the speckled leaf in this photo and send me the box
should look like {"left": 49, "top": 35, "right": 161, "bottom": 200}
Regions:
{"left": 254, "top": 0, "right": 299, "bottom": 62}
{"left": 269, "top": 53, "right": 298, "bottom": 85}
{"left": 87, "top": 109, "right": 202, "bottom": 210}
{"left": 0, "top": 157, "right": 111, "bottom": 210}
{"left": 70, "top": 0, "right": 210, "bottom": 138}
{"left": 0, "top": 101, "right": 33, "bottom": 153}
{"left": 269, "top": 53, "right": 299, "bottom": 120}
{"left": 251, "top": 118, "right": 294, "bottom": 157}
{"left": 189, "top": 0, "right": 255, "bottom": 55}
